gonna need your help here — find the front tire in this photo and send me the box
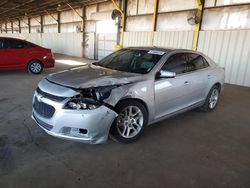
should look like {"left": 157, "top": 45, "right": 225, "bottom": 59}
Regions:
{"left": 200, "top": 85, "right": 220, "bottom": 112}
{"left": 110, "top": 100, "right": 148, "bottom": 143}
{"left": 28, "top": 60, "right": 43, "bottom": 74}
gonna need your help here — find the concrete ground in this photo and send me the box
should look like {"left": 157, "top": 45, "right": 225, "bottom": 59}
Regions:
{"left": 0, "top": 54, "right": 250, "bottom": 188}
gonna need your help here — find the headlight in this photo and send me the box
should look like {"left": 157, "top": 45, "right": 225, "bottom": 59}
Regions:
{"left": 64, "top": 98, "right": 101, "bottom": 110}
{"left": 95, "top": 85, "right": 118, "bottom": 100}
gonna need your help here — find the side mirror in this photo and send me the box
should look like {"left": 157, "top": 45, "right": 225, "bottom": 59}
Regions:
{"left": 157, "top": 70, "right": 176, "bottom": 78}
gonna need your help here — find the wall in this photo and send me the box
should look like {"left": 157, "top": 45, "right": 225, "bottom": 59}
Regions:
{"left": 84, "top": 1, "right": 117, "bottom": 59}
{"left": 126, "top": 0, "right": 198, "bottom": 31}
{"left": 198, "top": 29, "right": 250, "bottom": 87}
{"left": 0, "top": 33, "right": 82, "bottom": 57}
{"left": 124, "top": 31, "right": 194, "bottom": 48}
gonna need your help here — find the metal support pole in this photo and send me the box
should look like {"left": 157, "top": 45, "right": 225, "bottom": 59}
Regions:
{"left": 151, "top": 0, "right": 159, "bottom": 46}
{"left": 192, "top": 0, "right": 204, "bottom": 50}
{"left": 123, "top": 0, "right": 127, "bottom": 33}
{"left": 57, "top": 12, "right": 61, "bottom": 33}
{"left": 81, "top": 6, "right": 85, "bottom": 33}
{"left": 5, "top": 22, "right": 7, "bottom": 33}
{"left": 40, "top": 15, "right": 43, "bottom": 33}
{"left": 11, "top": 21, "right": 14, "bottom": 33}
{"left": 18, "top": 19, "right": 21, "bottom": 33}
{"left": 82, "top": 6, "right": 86, "bottom": 57}
{"left": 28, "top": 18, "right": 31, "bottom": 33}
{"left": 116, "top": 0, "right": 127, "bottom": 46}
{"left": 112, "top": 0, "right": 125, "bottom": 47}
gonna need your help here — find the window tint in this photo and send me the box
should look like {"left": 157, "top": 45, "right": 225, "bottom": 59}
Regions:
{"left": 5, "top": 39, "right": 33, "bottom": 49}
{"left": 186, "top": 53, "right": 209, "bottom": 71}
{"left": 162, "top": 53, "right": 209, "bottom": 74}
{"left": 161, "top": 53, "right": 187, "bottom": 74}
{"left": 0, "top": 39, "right": 4, "bottom": 49}
{"left": 97, "top": 49, "right": 164, "bottom": 74}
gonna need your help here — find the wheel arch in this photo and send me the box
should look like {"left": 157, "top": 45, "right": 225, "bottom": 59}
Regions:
{"left": 213, "top": 82, "right": 221, "bottom": 92}
{"left": 115, "top": 97, "right": 149, "bottom": 116}
{"left": 27, "top": 59, "right": 44, "bottom": 69}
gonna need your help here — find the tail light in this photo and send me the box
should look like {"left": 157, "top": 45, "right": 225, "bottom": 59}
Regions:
{"left": 45, "top": 50, "right": 54, "bottom": 59}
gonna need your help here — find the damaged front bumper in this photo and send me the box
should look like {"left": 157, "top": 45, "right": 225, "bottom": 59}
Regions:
{"left": 32, "top": 91, "right": 117, "bottom": 144}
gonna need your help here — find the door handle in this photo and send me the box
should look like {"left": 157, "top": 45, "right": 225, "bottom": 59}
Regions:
{"left": 184, "top": 81, "right": 190, "bottom": 85}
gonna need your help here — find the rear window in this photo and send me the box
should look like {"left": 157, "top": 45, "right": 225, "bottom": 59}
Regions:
{"left": 186, "top": 53, "right": 209, "bottom": 71}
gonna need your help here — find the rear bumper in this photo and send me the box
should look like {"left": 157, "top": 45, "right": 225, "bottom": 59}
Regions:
{"left": 43, "top": 58, "right": 55, "bottom": 68}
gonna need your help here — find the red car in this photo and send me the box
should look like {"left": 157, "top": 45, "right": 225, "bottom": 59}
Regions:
{"left": 0, "top": 37, "right": 55, "bottom": 74}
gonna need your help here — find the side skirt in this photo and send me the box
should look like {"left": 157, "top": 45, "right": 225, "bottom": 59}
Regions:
{"left": 148, "top": 101, "right": 205, "bottom": 125}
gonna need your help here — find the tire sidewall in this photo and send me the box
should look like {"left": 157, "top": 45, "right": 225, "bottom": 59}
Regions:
{"left": 203, "top": 85, "right": 220, "bottom": 111}
{"left": 28, "top": 60, "right": 43, "bottom": 74}
{"left": 110, "top": 100, "right": 148, "bottom": 143}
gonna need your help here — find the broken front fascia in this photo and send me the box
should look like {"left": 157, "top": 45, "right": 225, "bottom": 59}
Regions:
{"left": 33, "top": 82, "right": 128, "bottom": 144}
{"left": 68, "top": 83, "right": 129, "bottom": 111}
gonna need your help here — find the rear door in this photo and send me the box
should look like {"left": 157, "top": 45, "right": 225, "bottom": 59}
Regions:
{"left": 154, "top": 53, "right": 193, "bottom": 119}
{"left": 185, "top": 53, "right": 210, "bottom": 104}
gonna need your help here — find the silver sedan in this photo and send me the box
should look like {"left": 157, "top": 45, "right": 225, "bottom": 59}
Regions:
{"left": 32, "top": 47, "right": 225, "bottom": 144}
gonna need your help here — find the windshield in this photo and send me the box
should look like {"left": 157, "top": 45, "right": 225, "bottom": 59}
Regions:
{"left": 96, "top": 49, "right": 165, "bottom": 74}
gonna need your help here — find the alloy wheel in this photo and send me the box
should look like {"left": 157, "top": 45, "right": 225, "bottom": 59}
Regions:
{"left": 116, "top": 106, "right": 144, "bottom": 138}
{"left": 209, "top": 89, "right": 219, "bottom": 109}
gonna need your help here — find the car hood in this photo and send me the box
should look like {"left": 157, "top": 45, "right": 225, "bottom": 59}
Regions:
{"left": 46, "top": 64, "right": 144, "bottom": 89}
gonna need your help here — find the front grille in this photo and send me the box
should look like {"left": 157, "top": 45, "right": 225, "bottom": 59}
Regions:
{"left": 36, "top": 87, "right": 66, "bottom": 102}
{"left": 33, "top": 113, "right": 53, "bottom": 131}
{"left": 33, "top": 97, "right": 55, "bottom": 118}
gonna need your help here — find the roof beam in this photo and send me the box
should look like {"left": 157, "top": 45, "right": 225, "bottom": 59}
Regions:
{"left": 0, "top": 0, "right": 35, "bottom": 16}
{"left": 0, "top": 0, "right": 107, "bottom": 23}
{"left": 66, "top": 2, "right": 83, "bottom": 19}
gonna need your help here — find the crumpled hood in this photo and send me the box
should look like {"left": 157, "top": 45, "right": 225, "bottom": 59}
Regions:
{"left": 46, "top": 64, "right": 144, "bottom": 88}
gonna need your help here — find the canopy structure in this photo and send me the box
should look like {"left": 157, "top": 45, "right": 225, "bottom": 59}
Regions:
{"left": 0, "top": 0, "right": 107, "bottom": 23}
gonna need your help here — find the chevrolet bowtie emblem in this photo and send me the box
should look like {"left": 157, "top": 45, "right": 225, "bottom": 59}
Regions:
{"left": 37, "top": 95, "right": 43, "bottom": 102}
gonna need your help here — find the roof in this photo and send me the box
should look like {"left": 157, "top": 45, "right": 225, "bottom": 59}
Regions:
{"left": 126, "top": 46, "right": 198, "bottom": 53}
{"left": 127, "top": 46, "right": 173, "bottom": 52}
{"left": 0, "top": 0, "right": 107, "bottom": 24}
{"left": 0, "top": 37, "right": 29, "bottom": 41}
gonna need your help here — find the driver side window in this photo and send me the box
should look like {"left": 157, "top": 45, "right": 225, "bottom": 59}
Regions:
{"left": 161, "top": 53, "right": 187, "bottom": 75}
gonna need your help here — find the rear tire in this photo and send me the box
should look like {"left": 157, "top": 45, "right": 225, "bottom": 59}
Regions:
{"left": 200, "top": 85, "right": 220, "bottom": 112}
{"left": 110, "top": 100, "right": 148, "bottom": 143}
{"left": 28, "top": 60, "right": 43, "bottom": 74}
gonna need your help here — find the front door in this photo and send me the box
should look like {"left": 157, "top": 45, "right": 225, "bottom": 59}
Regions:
{"left": 154, "top": 53, "right": 193, "bottom": 119}
{"left": 4, "top": 39, "right": 27, "bottom": 69}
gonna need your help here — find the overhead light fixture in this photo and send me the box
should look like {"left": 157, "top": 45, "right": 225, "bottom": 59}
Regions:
{"left": 57, "top": 4, "right": 62, "bottom": 11}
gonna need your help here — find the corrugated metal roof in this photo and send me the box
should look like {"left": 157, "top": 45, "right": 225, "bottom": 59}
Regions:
{"left": 0, "top": 0, "right": 108, "bottom": 23}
